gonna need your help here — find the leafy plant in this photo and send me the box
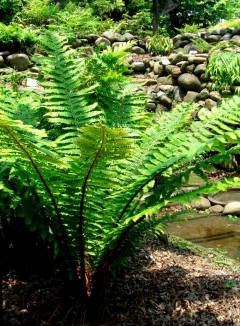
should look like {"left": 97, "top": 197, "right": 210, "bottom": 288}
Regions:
{"left": 0, "top": 23, "right": 37, "bottom": 51}
{"left": 0, "top": 0, "right": 23, "bottom": 24}
{"left": 146, "top": 34, "right": 174, "bottom": 55}
{"left": 20, "top": 0, "right": 59, "bottom": 25}
{"left": 175, "top": 23, "right": 202, "bottom": 34}
{"left": 206, "top": 50, "right": 240, "bottom": 94}
{"left": 191, "top": 38, "right": 212, "bottom": 53}
{"left": 1, "top": 32, "right": 240, "bottom": 323}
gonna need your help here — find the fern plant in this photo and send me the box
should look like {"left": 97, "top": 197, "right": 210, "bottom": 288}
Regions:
{"left": 1, "top": 32, "right": 240, "bottom": 324}
{"left": 146, "top": 34, "right": 174, "bottom": 55}
{"left": 206, "top": 50, "right": 240, "bottom": 94}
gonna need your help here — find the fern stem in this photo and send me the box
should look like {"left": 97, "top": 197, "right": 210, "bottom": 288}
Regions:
{"left": 79, "top": 124, "right": 105, "bottom": 297}
{"left": 4, "top": 127, "right": 60, "bottom": 217}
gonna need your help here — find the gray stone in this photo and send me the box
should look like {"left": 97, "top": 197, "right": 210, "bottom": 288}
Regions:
{"left": 7, "top": 53, "right": 30, "bottom": 71}
{"left": 0, "top": 56, "right": 5, "bottom": 68}
{"left": 131, "top": 61, "right": 146, "bottom": 72}
{"left": 184, "top": 43, "right": 200, "bottom": 53}
{"left": 180, "top": 61, "right": 189, "bottom": 73}
{"left": 190, "top": 196, "right": 211, "bottom": 209}
{"left": 223, "top": 201, "right": 240, "bottom": 216}
{"left": 153, "top": 62, "right": 164, "bottom": 75}
{"left": 114, "top": 33, "right": 126, "bottom": 42}
{"left": 220, "top": 28, "right": 229, "bottom": 36}
{"left": 146, "top": 102, "right": 156, "bottom": 111}
{"left": 200, "top": 73, "right": 210, "bottom": 82}
{"left": 194, "top": 63, "right": 206, "bottom": 75}
{"left": 161, "top": 57, "right": 171, "bottom": 66}
{"left": 171, "top": 66, "right": 181, "bottom": 78}
{"left": 165, "top": 64, "right": 175, "bottom": 74}
{"left": 174, "top": 86, "right": 186, "bottom": 102}
{"left": 157, "top": 93, "right": 172, "bottom": 107}
{"left": 183, "top": 91, "right": 198, "bottom": 103}
{"left": 209, "top": 205, "right": 224, "bottom": 213}
{"left": 159, "top": 85, "right": 175, "bottom": 93}
{"left": 156, "top": 103, "right": 166, "bottom": 112}
{"left": 112, "top": 42, "right": 127, "bottom": 50}
{"left": 123, "top": 32, "right": 135, "bottom": 41}
{"left": 231, "top": 35, "right": 240, "bottom": 45}
{"left": 178, "top": 73, "right": 202, "bottom": 91}
{"left": 143, "top": 79, "right": 158, "bottom": 86}
{"left": 131, "top": 46, "right": 145, "bottom": 54}
{"left": 211, "top": 29, "right": 221, "bottom": 35}
{"left": 188, "top": 56, "right": 207, "bottom": 64}
{"left": 206, "top": 34, "right": 222, "bottom": 42}
{"left": 221, "top": 33, "right": 232, "bottom": 41}
{"left": 30, "top": 66, "right": 39, "bottom": 73}
{"left": 102, "top": 31, "right": 115, "bottom": 42}
{"left": 198, "top": 88, "right": 210, "bottom": 100}
{"left": 232, "top": 26, "right": 240, "bottom": 36}
{"left": 182, "top": 32, "right": 197, "bottom": 40}
{"left": 26, "top": 78, "right": 39, "bottom": 88}
{"left": 95, "top": 37, "right": 111, "bottom": 46}
{"left": 173, "top": 34, "right": 182, "bottom": 44}
{"left": 174, "top": 40, "right": 190, "bottom": 48}
{"left": 158, "top": 75, "right": 177, "bottom": 86}
{"left": 210, "top": 91, "right": 222, "bottom": 102}
{"left": 205, "top": 98, "right": 217, "bottom": 109}
{"left": 0, "top": 51, "right": 10, "bottom": 56}
{"left": 186, "top": 64, "right": 196, "bottom": 73}
{"left": 171, "top": 53, "right": 189, "bottom": 65}
{"left": 86, "top": 34, "right": 99, "bottom": 42}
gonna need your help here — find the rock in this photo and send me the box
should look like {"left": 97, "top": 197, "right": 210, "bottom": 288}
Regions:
{"left": 191, "top": 196, "right": 211, "bottom": 209}
{"left": 198, "top": 88, "right": 210, "bottom": 100}
{"left": 174, "top": 86, "right": 186, "bottom": 102}
{"left": 205, "top": 98, "right": 217, "bottom": 109}
{"left": 0, "top": 56, "right": 5, "bottom": 68}
{"left": 205, "top": 34, "right": 222, "bottom": 42}
{"left": 0, "top": 51, "right": 10, "bottom": 56}
{"left": 143, "top": 79, "right": 158, "bottom": 86}
{"left": 112, "top": 42, "right": 127, "bottom": 50}
{"left": 102, "top": 31, "right": 115, "bottom": 42}
{"left": 114, "top": 33, "right": 126, "bottom": 42}
{"left": 171, "top": 53, "right": 189, "bottom": 65}
{"left": 194, "top": 64, "right": 206, "bottom": 75}
{"left": 180, "top": 61, "right": 189, "bottom": 73}
{"left": 221, "top": 33, "right": 232, "bottom": 41}
{"left": 209, "top": 91, "right": 221, "bottom": 102}
{"left": 173, "top": 34, "right": 182, "bottom": 44}
{"left": 26, "top": 78, "right": 39, "bottom": 88}
{"left": 123, "top": 32, "right": 135, "bottom": 41}
{"left": 232, "top": 26, "right": 240, "bottom": 35}
{"left": 184, "top": 43, "right": 200, "bottom": 53}
{"left": 161, "top": 57, "right": 171, "bottom": 66}
{"left": 209, "top": 205, "right": 224, "bottom": 213}
{"left": 174, "top": 39, "right": 190, "bottom": 48}
{"left": 171, "top": 66, "right": 181, "bottom": 78}
{"left": 153, "top": 62, "right": 164, "bottom": 75}
{"left": 165, "top": 64, "right": 175, "bottom": 74}
{"left": 186, "top": 64, "right": 196, "bottom": 73}
{"left": 131, "top": 46, "right": 145, "bottom": 54}
{"left": 7, "top": 53, "right": 30, "bottom": 71}
{"left": 146, "top": 102, "right": 156, "bottom": 111}
{"left": 158, "top": 94, "right": 172, "bottom": 107}
{"left": 182, "top": 32, "right": 197, "bottom": 40}
{"left": 30, "top": 66, "right": 39, "bottom": 73}
{"left": 158, "top": 75, "right": 177, "bottom": 86}
{"left": 85, "top": 34, "right": 99, "bottom": 42}
{"left": 188, "top": 56, "right": 207, "bottom": 64}
{"left": 231, "top": 35, "right": 240, "bottom": 45}
{"left": 178, "top": 73, "right": 202, "bottom": 91}
{"left": 223, "top": 201, "right": 240, "bottom": 216}
{"left": 95, "top": 37, "right": 111, "bottom": 46}
{"left": 159, "top": 85, "right": 175, "bottom": 93}
{"left": 131, "top": 61, "right": 146, "bottom": 72}
{"left": 183, "top": 91, "right": 198, "bottom": 103}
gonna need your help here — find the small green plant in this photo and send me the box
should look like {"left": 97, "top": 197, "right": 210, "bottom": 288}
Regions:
{"left": 146, "top": 34, "right": 174, "bottom": 55}
{"left": 206, "top": 50, "right": 240, "bottom": 94}
{"left": 227, "top": 214, "right": 238, "bottom": 221}
{"left": 176, "top": 23, "right": 202, "bottom": 34}
{"left": 210, "top": 18, "right": 240, "bottom": 31}
{"left": 20, "top": 0, "right": 59, "bottom": 25}
{"left": 0, "top": 22, "right": 37, "bottom": 51}
{"left": 191, "top": 38, "right": 212, "bottom": 53}
{"left": 223, "top": 279, "right": 238, "bottom": 288}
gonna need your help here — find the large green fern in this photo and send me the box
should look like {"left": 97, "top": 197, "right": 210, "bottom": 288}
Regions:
{"left": 1, "top": 32, "right": 240, "bottom": 323}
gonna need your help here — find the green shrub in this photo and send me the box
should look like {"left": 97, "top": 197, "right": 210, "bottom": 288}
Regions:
{"left": 0, "top": 23, "right": 37, "bottom": 51}
{"left": 210, "top": 18, "right": 240, "bottom": 30}
{"left": 175, "top": 23, "right": 202, "bottom": 34}
{"left": 21, "top": 0, "right": 59, "bottom": 25}
{"left": 51, "top": 2, "right": 101, "bottom": 39}
{"left": 146, "top": 34, "right": 174, "bottom": 55}
{"left": 0, "top": 0, "right": 23, "bottom": 24}
{"left": 191, "top": 38, "right": 212, "bottom": 53}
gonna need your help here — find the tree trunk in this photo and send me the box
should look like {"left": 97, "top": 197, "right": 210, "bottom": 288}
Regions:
{"left": 153, "top": 0, "right": 159, "bottom": 35}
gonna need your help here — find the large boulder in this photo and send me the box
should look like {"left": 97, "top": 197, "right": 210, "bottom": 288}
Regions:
{"left": 223, "top": 201, "right": 240, "bottom": 216}
{"left": 178, "top": 73, "right": 202, "bottom": 91}
{"left": 7, "top": 53, "right": 30, "bottom": 71}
